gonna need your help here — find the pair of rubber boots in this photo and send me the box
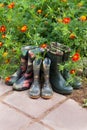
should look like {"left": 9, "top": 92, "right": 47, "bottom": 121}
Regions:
{"left": 29, "top": 57, "right": 53, "bottom": 99}
{"left": 46, "top": 42, "right": 82, "bottom": 95}
{"left": 5, "top": 46, "right": 44, "bottom": 91}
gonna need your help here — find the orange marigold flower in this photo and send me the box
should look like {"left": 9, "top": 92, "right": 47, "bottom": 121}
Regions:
{"left": 20, "top": 25, "right": 27, "bottom": 32}
{"left": 69, "top": 33, "right": 76, "bottom": 39}
{"left": 79, "top": 15, "right": 86, "bottom": 21}
{"left": 72, "top": 53, "right": 80, "bottom": 62}
{"left": 5, "top": 77, "right": 11, "bottom": 82}
{"left": 8, "top": 2, "right": 15, "bottom": 9}
{"left": 40, "top": 43, "right": 48, "bottom": 49}
{"left": 70, "top": 69, "right": 76, "bottom": 74}
{"left": 0, "top": 25, "right": 6, "bottom": 33}
{"left": 37, "top": 9, "right": 42, "bottom": 14}
{"left": 0, "top": 42, "right": 3, "bottom": 47}
{"left": 3, "top": 52, "right": 8, "bottom": 57}
{"left": 2, "top": 34, "right": 6, "bottom": 38}
{"left": 62, "top": 17, "right": 71, "bottom": 24}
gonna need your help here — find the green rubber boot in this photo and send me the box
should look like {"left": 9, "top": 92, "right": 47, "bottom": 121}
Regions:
{"left": 46, "top": 51, "right": 73, "bottom": 95}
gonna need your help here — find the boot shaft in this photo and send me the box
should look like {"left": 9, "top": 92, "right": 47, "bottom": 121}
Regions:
{"left": 46, "top": 51, "right": 63, "bottom": 70}
{"left": 21, "top": 46, "right": 38, "bottom": 57}
{"left": 62, "top": 50, "right": 71, "bottom": 62}
{"left": 43, "top": 58, "right": 51, "bottom": 81}
{"left": 33, "top": 58, "right": 42, "bottom": 80}
{"left": 48, "top": 42, "right": 71, "bottom": 63}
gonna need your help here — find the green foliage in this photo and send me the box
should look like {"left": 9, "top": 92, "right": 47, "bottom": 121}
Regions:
{"left": 0, "top": 0, "right": 87, "bottom": 78}
{"left": 83, "top": 98, "right": 87, "bottom": 107}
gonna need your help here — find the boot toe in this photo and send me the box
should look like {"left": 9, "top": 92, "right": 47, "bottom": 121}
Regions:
{"left": 41, "top": 87, "right": 53, "bottom": 99}
{"left": 5, "top": 76, "right": 17, "bottom": 86}
{"left": 72, "top": 81, "right": 82, "bottom": 89}
{"left": 53, "top": 84, "right": 73, "bottom": 95}
{"left": 63, "top": 85, "right": 73, "bottom": 95}
{"left": 29, "top": 85, "right": 40, "bottom": 99}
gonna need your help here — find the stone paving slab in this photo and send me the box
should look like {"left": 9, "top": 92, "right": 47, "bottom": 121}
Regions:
{"left": 41, "top": 99, "right": 87, "bottom": 130}
{"left": 0, "top": 80, "right": 12, "bottom": 96}
{"left": 3, "top": 90, "right": 66, "bottom": 119}
{"left": 0, "top": 102, "right": 32, "bottom": 130}
{"left": 20, "top": 122, "right": 51, "bottom": 130}
{"left": 1, "top": 81, "right": 87, "bottom": 130}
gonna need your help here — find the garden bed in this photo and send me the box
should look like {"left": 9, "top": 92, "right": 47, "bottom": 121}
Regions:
{"left": 67, "top": 78, "right": 87, "bottom": 108}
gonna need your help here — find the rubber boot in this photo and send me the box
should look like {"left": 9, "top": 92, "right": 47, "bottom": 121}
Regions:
{"left": 5, "top": 54, "right": 28, "bottom": 86}
{"left": 29, "top": 58, "right": 42, "bottom": 99}
{"left": 13, "top": 52, "right": 33, "bottom": 91}
{"left": 62, "top": 51, "right": 82, "bottom": 89}
{"left": 41, "top": 58, "right": 53, "bottom": 99}
{"left": 5, "top": 46, "right": 37, "bottom": 86}
{"left": 46, "top": 51, "right": 73, "bottom": 95}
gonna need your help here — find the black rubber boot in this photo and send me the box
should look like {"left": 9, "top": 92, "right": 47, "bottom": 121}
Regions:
{"left": 62, "top": 51, "right": 82, "bottom": 89}
{"left": 46, "top": 51, "right": 73, "bottom": 95}
{"left": 41, "top": 58, "right": 53, "bottom": 99}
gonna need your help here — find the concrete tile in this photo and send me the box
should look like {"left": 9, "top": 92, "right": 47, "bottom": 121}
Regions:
{"left": 42, "top": 99, "right": 87, "bottom": 130}
{"left": 20, "top": 122, "right": 50, "bottom": 130}
{"left": 0, "top": 80, "right": 12, "bottom": 96}
{"left": 3, "top": 91, "right": 66, "bottom": 118}
{"left": 0, "top": 103, "right": 31, "bottom": 130}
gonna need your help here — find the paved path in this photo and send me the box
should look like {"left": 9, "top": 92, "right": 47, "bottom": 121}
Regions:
{"left": 0, "top": 80, "right": 87, "bottom": 130}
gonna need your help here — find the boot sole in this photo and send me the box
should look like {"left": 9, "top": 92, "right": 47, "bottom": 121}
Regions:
{"left": 5, "top": 82, "right": 13, "bottom": 86}
{"left": 41, "top": 95, "right": 53, "bottom": 99}
{"left": 13, "top": 87, "right": 30, "bottom": 91}
{"left": 29, "top": 95, "right": 40, "bottom": 99}
{"left": 53, "top": 86, "right": 73, "bottom": 95}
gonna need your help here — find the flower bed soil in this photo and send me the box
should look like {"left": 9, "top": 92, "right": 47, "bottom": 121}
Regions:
{"left": 67, "top": 78, "right": 87, "bottom": 107}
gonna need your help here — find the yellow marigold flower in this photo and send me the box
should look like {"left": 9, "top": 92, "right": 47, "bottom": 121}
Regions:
{"left": 37, "top": 9, "right": 42, "bottom": 14}
{"left": 61, "top": 0, "right": 67, "bottom": 2}
{"left": 77, "top": 2, "right": 83, "bottom": 8}
{"left": 45, "top": 14, "right": 48, "bottom": 17}
{"left": 57, "top": 18, "right": 62, "bottom": 23}
{"left": 31, "top": 5, "right": 35, "bottom": 9}
{"left": 5, "top": 59, "right": 10, "bottom": 64}
{"left": 0, "top": 3, "right": 4, "bottom": 7}
{"left": 3, "top": 52, "right": 8, "bottom": 57}
{"left": 79, "top": 16, "right": 86, "bottom": 21}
